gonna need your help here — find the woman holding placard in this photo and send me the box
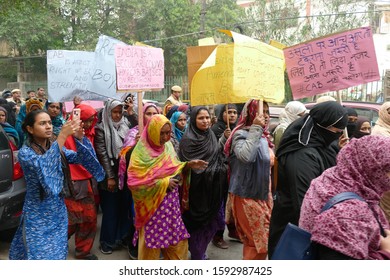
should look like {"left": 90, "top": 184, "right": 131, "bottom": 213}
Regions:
{"left": 224, "top": 99, "right": 274, "bottom": 260}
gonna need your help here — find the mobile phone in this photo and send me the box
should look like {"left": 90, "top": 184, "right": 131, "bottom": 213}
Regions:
{"left": 72, "top": 108, "right": 81, "bottom": 121}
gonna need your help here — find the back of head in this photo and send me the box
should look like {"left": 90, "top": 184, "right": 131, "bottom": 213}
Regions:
{"left": 2, "top": 89, "right": 11, "bottom": 99}
{"left": 316, "top": 95, "right": 336, "bottom": 103}
{"left": 283, "top": 101, "right": 307, "bottom": 123}
{"left": 336, "top": 135, "right": 390, "bottom": 198}
{"left": 26, "top": 97, "right": 44, "bottom": 113}
{"left": 345, "top": 107, "right": 358, "bottom": 117}
{"left": 166, "top": 105, "right": 179, "bottom": 120}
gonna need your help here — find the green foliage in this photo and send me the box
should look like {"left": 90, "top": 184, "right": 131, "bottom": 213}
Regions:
{"left": 127, "top": 0, "right": 246, "bottom": 75}
{"left": 0, "top": 0, "right": 246, "bottom": 76}
{"left": 246, "top": 0, "right": 376, "bottom": 46}
{"left": 0, "top": 60, "right": 17, "bottom": 80}
{"left": 1, "top": 0, "right": 377, "bottom": 81}
{"left": 0, "top": 1, "right": 66, "bottom": 56}
{"left": 244, "top": 0, "right": 303, "bottom": 45}
{"left": 130, "top": 0, "right": 201, "bottom": 75}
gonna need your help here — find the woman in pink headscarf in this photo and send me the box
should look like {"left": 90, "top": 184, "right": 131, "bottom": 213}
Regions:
{"left": 117, "top": 102, "right": 159, "bottom": 259}
{"left": 372, "top": 101, "right": 390, "bottom": 136}
{"left": 371, "top": 102, "right": 390, "bottom": 225}
{"left": 299, "top": 135, "right": 390, "bottom": 259}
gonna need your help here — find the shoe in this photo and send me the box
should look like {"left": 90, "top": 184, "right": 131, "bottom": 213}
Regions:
{"left": 228, "top": 231, "right": 242, "bottom": 242}
{"left": 212, "top": 236, "right": 229, "bottom": 249}
{"left": 76, "top": 253, "right": 98, "bottom": 260}
{"left": 116, "top": 239, "right": 128, "bottom": 249}
{"left": 128, "top": 248, "right": 138, "bottom": 260}
{"left": 99, "top": 243, "right": 113, "bottom": 255}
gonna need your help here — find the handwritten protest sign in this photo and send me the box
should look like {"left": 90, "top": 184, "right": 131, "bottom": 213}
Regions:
{"left": 191, "top": 31, "right": 285, "bottom": 106}
{"left": 47, "top": 50, "right": 95, "bottom": 102}
{"left": 114, "top": 45, "right": 164, "bottom": 91}
{"left": 88, "top": 35, "right": 126, "bottom": 99}
{"left": 284, "top": 26, "right": 380, "bottom": 99}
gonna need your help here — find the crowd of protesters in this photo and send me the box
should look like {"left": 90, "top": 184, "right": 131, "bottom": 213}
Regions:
{"left": 1, "top": 85, "right": 390, "bottom": 260}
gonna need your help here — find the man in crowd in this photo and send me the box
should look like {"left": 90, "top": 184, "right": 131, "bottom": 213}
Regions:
{"left": 163, "top": 85, "right": 183, "bottom": 115}
{"left": 6, "top": 89, "right": 25, "bottom": 115}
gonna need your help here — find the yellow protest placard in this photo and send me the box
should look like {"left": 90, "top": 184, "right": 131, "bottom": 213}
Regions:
{"left": 269, "top": 39, "right": 287, "bottom": 50}
{"left": 190, "top": 32, "right": 285, "bottom": 106}
{"left": 198, "top": 37, "right": 216, "bottom": 46}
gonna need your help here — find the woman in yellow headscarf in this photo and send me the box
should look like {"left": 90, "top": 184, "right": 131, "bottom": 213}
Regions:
{"left": 127, "top": 114, "right": 207, "bottom": 260}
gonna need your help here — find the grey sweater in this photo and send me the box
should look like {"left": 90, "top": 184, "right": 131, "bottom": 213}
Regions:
{"left": 228, "top": 125, "right": 270, "bottom": 200}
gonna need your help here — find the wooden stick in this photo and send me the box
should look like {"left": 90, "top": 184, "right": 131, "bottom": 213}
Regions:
{"left": 259, "top": 98, "right": 263, "bottom": 116}
{"left": 137, "top": 91, "right": 144, "bottom": 132}
{"left": 336, "top": 90, "right": 348, "bottom": 139}
{"left": 225, "top": 104, "right": 230, "bottom": 130}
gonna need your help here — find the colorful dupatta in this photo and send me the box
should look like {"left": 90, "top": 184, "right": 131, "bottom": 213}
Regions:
{"left": 118, "top": 103, "right": 160, "bottom": 190}
{"left": 127, "top": 114, "right": 187, "bottom": 230}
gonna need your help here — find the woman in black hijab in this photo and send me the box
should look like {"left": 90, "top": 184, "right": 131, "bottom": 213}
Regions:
{"left": 268, "top": 101, "right": 348, "bottom": 258}
{"left": 178, "top": 106, "right": 228, "bottom": 260}
{"left": 211, "top": 104, "right": 238, "bottom": 139}
{"left": 352, "top": 116, "right": 371, "bottom": 139}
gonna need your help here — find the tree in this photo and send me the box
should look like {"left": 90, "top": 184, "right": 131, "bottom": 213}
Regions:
{"left": 244, "top": 0, "right": 376, "bottom": 46}
{"left": 0, "top": 0, "right": 248, "bottom": 77}
{"left": 0, "top": 1, "right": 66, "bottom": 75}
{"left": 0, "top": 1, "right": 65, "bottom": 57}
{"left": 120, "top": 0, "right": 247, "bottom": 75}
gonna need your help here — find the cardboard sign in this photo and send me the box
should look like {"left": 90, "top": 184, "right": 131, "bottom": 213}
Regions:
{"left": 186, "top": 45, "right": 217, "bottom": 93}
{"left": 88, "top": 35, "right": 127, "bottom": 99}
{"left": 114, "top": 45, "right": 164, "bottom": 91}
{"left": 284, "top": 26, "right": 380, "bottom": 99}
{"left": 47, "top": 50, "right": 95, "bottom": 102}
{"left": 190, "top": 31, "right": 285, "bottom": 106}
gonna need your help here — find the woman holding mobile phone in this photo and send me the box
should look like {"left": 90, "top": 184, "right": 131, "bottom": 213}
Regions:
{"left": 9, "top": 110, "right": 104, "bottom": 260}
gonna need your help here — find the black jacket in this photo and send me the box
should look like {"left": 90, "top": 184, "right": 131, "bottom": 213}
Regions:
{"left": 268, "top": 146, "right": 332, "bottom": 258}
{"left": 94, "top": 122, "right": 118, "bottom": 181}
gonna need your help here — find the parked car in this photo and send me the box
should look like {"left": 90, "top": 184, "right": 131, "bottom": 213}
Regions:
{"left": 0, "top": 125, "right": 25, "bottom": 231}
{"left": 304, "top": 101, "right": 381, "bottom": 126}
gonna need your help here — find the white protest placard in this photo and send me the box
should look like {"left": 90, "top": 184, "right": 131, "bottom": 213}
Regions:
{"left": 87, "top": 35, "right": 127, "bottom": 100}
{"left": 47, "top": 50, "right": 95, "bottom": 102}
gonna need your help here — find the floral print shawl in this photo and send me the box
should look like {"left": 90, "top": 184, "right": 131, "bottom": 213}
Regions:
{"left": 127, "top": 114, "right": 186, "bottom": 230}
{"left": 299, "top": 135, "right": 390, "bottom": 259}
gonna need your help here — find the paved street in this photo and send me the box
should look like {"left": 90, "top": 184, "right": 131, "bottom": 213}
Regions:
{"left": 0, "top": 212, "right": 243, "bottom": 260}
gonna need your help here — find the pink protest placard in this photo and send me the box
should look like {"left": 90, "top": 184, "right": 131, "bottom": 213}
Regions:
{"left": 115, "top": 45, "right": 164, "bottom": 91}
{"left": 64, "top": 100, "right": 104, "bottom": 113}
{"left": 284, "top": 27, "right": 380, "bottom": 99}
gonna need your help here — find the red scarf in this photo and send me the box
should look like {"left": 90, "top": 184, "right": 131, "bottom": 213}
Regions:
{"left": 64, "top": 104, "right": 98, "bottom": 181}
